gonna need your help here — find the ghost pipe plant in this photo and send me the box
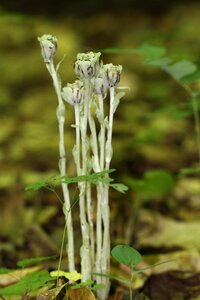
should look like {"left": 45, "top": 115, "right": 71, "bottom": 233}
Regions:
{"left": 38, "top": 34, "right": 75, "bottom": 272}
{"left": 38, "top": 34, "right": 125, "bottom": 300}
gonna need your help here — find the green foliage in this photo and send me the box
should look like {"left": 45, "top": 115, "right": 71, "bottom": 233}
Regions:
{"left": 164, "top": 60, "right": 197, "bottom": 81}
{"left": 111, "top": 245, "right": 173, "bottom": 275}
{"left": 181, "top": 69, "right": 200, "bottom": 84}
{"left": 109, "top": 183, "right": 128, "bottom": 194}
{"left": 110, "top": 245, "right": 173, "bottom": 300}
{"left": 50, "top": 270, "right": 82, "bottom": 281}
{"left": 61, "top": 169, "right": 115, "bottom": 185}
{"left": 25, "top": 174, "right": 60, "bottom": 191}
{"left": 104, "top": 43, "right": 200, "bottom": 84}
{"left": 0, "top": 270, "right": 52, "bottom": 296}
{"left": 103, "top": 43, "right": 166, "bottom": 61}
{"left": 0, "top": 268, "right": 11, "bottom": 274}
{"left": 71, "top": 279, "right": 105, "bottom": 291}
{"left": 111, "top": 245, "right": 142, "bottom": 269}
{"left": 126, "top": 169, "right": 175, "bottom": 200}
{"left": 25, "top": 169, "right": 128, "bottom": 194}
{"left": 179, "top": 167, "right": 200, "bottom": 175}
{"left": 17, "top": 255, "right": 57, "bottom": 268}
{"left": 136, "top": 43, "right": 166, "bottom": 61}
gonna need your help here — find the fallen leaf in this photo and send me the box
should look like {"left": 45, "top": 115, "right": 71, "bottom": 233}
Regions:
{"left": 36, "top": 284, "right": 66, "bottom": 300}
{"left": 68, "top": 287, "right": 96, "bottom": 300}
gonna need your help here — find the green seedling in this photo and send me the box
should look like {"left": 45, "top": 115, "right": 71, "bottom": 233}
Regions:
{"left": 110, "top": 244, "right": 174, "bottom": 300}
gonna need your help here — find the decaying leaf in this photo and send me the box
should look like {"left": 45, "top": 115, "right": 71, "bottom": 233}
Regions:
{"left": 36, "top": 284, "right": 66, "bottom": 300}
{"left": 68, "top": 287, "right": 96, "bottom": 300}
{"left": 137, "top": 210, "right": 200, "bottom": 251}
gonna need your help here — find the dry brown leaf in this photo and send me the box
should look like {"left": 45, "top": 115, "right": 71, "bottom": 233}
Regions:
{"left": 36, "top": 284, "right": 66, "bottom": 300}
{"left": 68, "top": 287, "right": 96, "bottom": 300}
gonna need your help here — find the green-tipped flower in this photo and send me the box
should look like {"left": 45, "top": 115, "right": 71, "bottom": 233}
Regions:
{"left": 62, "top": 80, "right": 83, "bottom": 105}
{"left": 38, "top": 34, "right": 57, "bottom": 64}
{"left": 74, "top": 52, "right": 101, "bottom": 79}
{"left": 104, "top": 63, "right": 122, "bottom": 87}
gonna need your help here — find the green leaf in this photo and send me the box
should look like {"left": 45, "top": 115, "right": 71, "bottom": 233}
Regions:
{"left": 17, "top": 255, "right": 57, "bottom": 268}
{"left": 164, "top": 60, "right": 197, "bottom": 80}
{"left": 179, "top": 167, "right": 200, "bottom": 175}
{"left": 111, "top": 245, "right": 142, "bottom": 269}
{"left": 0, "top": 270, "right": 52, "bottom": 296}
{"left": 25, "top": 170, "right": 116, "bottom": 192}
{"left": 126, "top": 169, "right": 174, "bottom": 199}
{"left": 181, "top": 69, "right": 200, "bottom": 84}
{"left": 50, "top": 270, "right": 82, "bottom": 281}
{"left": 144, "top": 57, "right": 172, "bottom": 67}
{"left": 61, "top": 169, "right": 115, "bottom": 185}
{"left": 71, "top": 280, "right": 94, "bottom": 289}
{"left": 91, "top": 284, "right": 105, "bottom": 291}
{"left": 136, "top": 43, "right": 166, "bottom": 60}
{"left": 25, "top": 170, "right": 127, "bottom": 194}
{"left": 0, "top": 268, "right": 11, "bottom": 274}
{"left": 110, "top": 183, "right": 128, "bottom": 193}
{"left": 103, "top": 44, "right": 166, "bottom": 61}
{"left": 25, "top": 175, "right": 60, "bottom": 191}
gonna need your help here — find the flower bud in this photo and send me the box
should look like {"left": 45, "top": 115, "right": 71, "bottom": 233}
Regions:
{"left": 62, "top": 80, "right": 83, "bottom": 105}
{"left": 74, "top": 52, "right": 101, "bottom": 79}
{"left": 93, "top": 68, "right": 108, "bottom": 96}
{"left": 103, "top": 63, "right": 122, "bottom": 87}
{"left": 38, "top": 34, "right": 57, "bottom": 64}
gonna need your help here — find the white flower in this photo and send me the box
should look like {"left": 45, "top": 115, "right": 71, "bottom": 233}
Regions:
{"left": 74, "top": 52, "right": 101, "bottom": 79}
{"left": 103, "top": 63, "right": 122, "bottom": 87}
{"left": 38, "top": 34, "right": 57, "bottom": 64}
{"left": 62, "top": 80, "right": 83, "bottom": 105}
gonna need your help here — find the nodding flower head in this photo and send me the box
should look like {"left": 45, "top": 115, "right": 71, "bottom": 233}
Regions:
{"left": 93, "top": 68, "right": 108, "bottom": 97}
{"left": 74, "top": 52, "right": 101, "bottom": 79}
{"left": 62, "top": 80, "right": 83, "bottom": 106}
{"left": 103, "top": 63, "right": 122, "bottom": 87}
{"left": 38, "top": 34, "right": 57, "bottom": 64}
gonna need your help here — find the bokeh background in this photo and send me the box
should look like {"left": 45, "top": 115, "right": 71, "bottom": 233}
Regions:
{"left": 1, "top": 1, "right": 200, "bottom": 298}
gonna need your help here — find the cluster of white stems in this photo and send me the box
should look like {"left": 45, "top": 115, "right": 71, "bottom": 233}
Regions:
{"left": 38, "top": 34, "right": 123, "bottom": 300}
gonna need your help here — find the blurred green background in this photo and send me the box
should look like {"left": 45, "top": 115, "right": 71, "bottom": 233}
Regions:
{"left": 0, "top": 2, "right": 200, "bottom": 295}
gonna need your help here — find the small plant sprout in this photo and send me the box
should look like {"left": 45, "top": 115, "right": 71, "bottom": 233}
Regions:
{"left": 111, "top": 245, "right": 173, "bottom": 300}
{"left": 37, "top": 34, "right": 127, "bottom": 300}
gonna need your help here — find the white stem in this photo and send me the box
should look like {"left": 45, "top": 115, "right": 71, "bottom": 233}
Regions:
{"left": 48, "top": 61, "right": 75, "bottom": 272}
{"left": 98, "top": 94, "right": 105, "bottom": 171}
{"left": 86, "top": 183, "right": 95, "bottom": 268}
{"left": 88, "top": 101, "right": 100, "bottom": 172}
{"left": 100, "top": 86, "right": 115, "bottom": 300}
{"left": 95, "top": 183, "right": 103, "bottom": 288}
{"left": 74, "top": 104, "right": 81, "bottom": 174}
{"left": 105, "top": 87, "right": 115, "bottom": 170}
{"left": 79, "top": 78, "right": 91, "bottom": 281}
{"left": 88, "top": 98, "right": 104, "bottom": 284}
